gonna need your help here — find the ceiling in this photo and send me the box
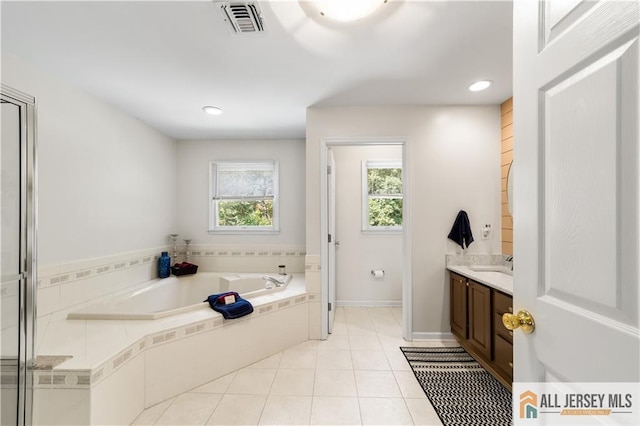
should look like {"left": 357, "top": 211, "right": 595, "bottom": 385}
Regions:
{"left": 1, "top": 1, "right": 513, "bottom": 140}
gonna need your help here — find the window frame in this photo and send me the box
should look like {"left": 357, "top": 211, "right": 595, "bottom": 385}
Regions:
{"left": 361, "top": 159, "right": 403, "bottom": 233}
{"left": 208, "top": 160, "right": 280, "bottom": 234}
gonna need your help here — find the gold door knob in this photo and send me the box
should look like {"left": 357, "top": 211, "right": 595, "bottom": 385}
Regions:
{"left": 502, "top": 310, "right": 535, "bottom": 334}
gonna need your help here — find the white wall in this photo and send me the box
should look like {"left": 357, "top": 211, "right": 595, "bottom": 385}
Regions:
{"left": 306, "top": 106, "right": 501, "bottom": 336}
{"left": 1, "top": 54, "right": 177, "bottom": 266}
{"left": 332, "top": 145, "right": 403, "bottom": 305}
{"left": 176, "top": 139, "right": 306, "bottom": 247}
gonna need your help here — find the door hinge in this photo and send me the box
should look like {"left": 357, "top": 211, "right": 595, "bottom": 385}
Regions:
{"left": 327, "top": 165, "right": 332, "bottom": 174}
{"left": 328, "top": 234, "right": 332, "bottom": 243}
{"left": 328, "top": 302, "right": 332, "bottom": 311}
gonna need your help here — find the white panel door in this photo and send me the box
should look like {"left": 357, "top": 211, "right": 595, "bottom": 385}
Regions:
{"left": 327, "top": 149, "right": 337, "bottom": 333}
{"left": 514, "top": 0, "right": 639, "bottom": 387}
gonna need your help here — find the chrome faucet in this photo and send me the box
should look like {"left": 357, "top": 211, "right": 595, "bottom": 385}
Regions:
{"left": 505, "top": 256, "right": 514, "bottom": 270}
{"left": 263, "top": 275, "right": 287, "bottom": 287}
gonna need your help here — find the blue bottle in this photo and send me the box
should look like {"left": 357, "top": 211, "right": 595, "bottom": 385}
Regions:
{"left": 158, "top": 251, "right": 171, "bottom": 278}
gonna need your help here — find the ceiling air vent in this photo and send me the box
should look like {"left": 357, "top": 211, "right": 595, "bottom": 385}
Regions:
{"left": 221, "top": 2, "right": 265, "bottom": 34}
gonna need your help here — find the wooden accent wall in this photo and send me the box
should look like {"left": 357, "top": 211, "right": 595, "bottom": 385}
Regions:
{"left": 501, "top": 98, "right": 513, "bottom": 255}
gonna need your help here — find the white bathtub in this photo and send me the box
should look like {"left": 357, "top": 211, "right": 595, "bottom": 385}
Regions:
{"left": 67, "top": 272, "right": 293, "bottom": 320}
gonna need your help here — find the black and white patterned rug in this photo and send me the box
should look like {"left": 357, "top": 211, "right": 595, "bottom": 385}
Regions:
{"left": 400, "top": 346, "right": 512, "bottom": 426}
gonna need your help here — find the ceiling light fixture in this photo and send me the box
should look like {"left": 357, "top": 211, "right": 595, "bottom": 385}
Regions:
{"left": 202, "top": 106, "right": 223, "bottom": 116}
{"left": 313, "top": 0, "right": 387, "bottom": 22}
{"left": 468, "top": 80, "right": 493, "bottom": 92}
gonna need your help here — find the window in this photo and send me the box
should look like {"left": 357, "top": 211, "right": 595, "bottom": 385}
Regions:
{"left": 209, "top": 161, "right": 279, "bottom": 233}
{"left": 362, "top": 160, "right": 403, "bottom": 231}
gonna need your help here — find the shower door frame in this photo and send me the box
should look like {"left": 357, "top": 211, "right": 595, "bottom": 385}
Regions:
{"left": 1, "top": 84, "right": 37, "bottom": 426}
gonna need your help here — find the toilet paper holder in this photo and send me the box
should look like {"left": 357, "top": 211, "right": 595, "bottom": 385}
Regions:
{"left": 371, "top": 270, "right": 385, "bottom": 278}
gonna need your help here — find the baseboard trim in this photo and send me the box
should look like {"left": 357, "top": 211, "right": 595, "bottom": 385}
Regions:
{"left": 336, "top": 300, "right": 402, "bottom": 307}
{"left": 411, "top": 331, "right": 456, "bottom": 341}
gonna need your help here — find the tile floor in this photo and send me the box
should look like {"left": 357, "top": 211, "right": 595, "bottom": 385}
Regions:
{"left": 131, "top": 306, "right": 454, "bottom": 425}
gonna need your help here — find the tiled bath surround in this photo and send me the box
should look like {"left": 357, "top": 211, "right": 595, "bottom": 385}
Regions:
{"left": 34, "top": 245, "right": 309, "bottom": 425}
{"left": 37, "top": 245, "right": 306, "bottom": 318}
{"left": 34, "top": 292, "right": 309, "bottom": 425}
{"left": 37, "top": 246, "right": 169, "bottom": 320}
{"left": 180, "top": 246, "right": 306, "bottom": 276}
{"left": 304, "top": 254, "right": 322, "bottom": 340}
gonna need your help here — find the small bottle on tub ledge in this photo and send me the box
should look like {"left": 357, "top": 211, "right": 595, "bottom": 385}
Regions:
{"left": 158, "top": 251, "right": 171, "bottom": 278}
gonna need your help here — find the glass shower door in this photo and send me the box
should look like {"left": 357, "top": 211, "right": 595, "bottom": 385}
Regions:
{"left": 1, "top": 85, "right": 36, "bottom": 426}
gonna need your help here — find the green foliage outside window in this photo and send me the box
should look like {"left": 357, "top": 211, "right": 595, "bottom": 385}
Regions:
{"left": 368, "top": 167, "right": 402, "bottom": 195}
{"left": 218, "top": 200, "right": 273, "bottom": 226}
{"left": 369, "top": 198, "right": 403, "bottom": 227}
{"left": 367, "top": 167, "right": 403, "bottom": 228}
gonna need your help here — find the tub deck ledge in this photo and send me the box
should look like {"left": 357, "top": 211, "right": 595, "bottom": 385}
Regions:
{"left": 35, "top": 273, "right": 308, "bottom": 376}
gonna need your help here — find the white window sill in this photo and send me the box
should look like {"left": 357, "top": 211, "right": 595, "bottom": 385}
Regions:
{"left": 208, "top": 229, "right": 280, "bottom": 235}
{"left": 361, "top": 228, "right": 403, "bottom": 235}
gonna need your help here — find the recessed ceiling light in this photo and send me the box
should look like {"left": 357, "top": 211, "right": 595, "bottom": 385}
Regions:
{"left": 469, "top": 80, "right": 493, "bottom": 92}
{"left": 313, "top": 0, "right": 387, "bottom": 22}
{"left": 202, "top": 106, "right": 223, "bottom": 116}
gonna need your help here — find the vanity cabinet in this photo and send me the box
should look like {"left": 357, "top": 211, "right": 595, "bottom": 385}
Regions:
{"left": 449, "top": 271, "right": 513, "bottom": 389}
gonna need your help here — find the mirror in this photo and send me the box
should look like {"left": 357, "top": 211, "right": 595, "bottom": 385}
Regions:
{"left": 506, "top": 161, "right": 514, "bottom": 216}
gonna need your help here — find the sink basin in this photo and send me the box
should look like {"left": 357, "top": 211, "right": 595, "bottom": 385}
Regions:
{"left": 468, "top": 265, "right": 513, "bottom": 276}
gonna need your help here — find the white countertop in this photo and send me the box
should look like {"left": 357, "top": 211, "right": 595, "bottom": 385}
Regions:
{"left": 447, "top": 265, "right": 513, "bottom": 295}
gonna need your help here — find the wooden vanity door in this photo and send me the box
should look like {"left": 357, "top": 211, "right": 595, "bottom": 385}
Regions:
{"left": 449, "top": 273, "right": 467, "bottom": 340}
{"left": 467, "top": 280, "right": 492, "bottom": 361}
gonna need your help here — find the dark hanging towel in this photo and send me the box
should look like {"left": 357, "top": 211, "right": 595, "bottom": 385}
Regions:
{"left": 448, "top": 210, "right": 474, "bottom": 249}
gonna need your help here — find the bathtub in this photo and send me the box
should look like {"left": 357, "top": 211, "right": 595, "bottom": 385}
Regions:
{"left": 67, "top": 272, "right": 293, "bottom": 320}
